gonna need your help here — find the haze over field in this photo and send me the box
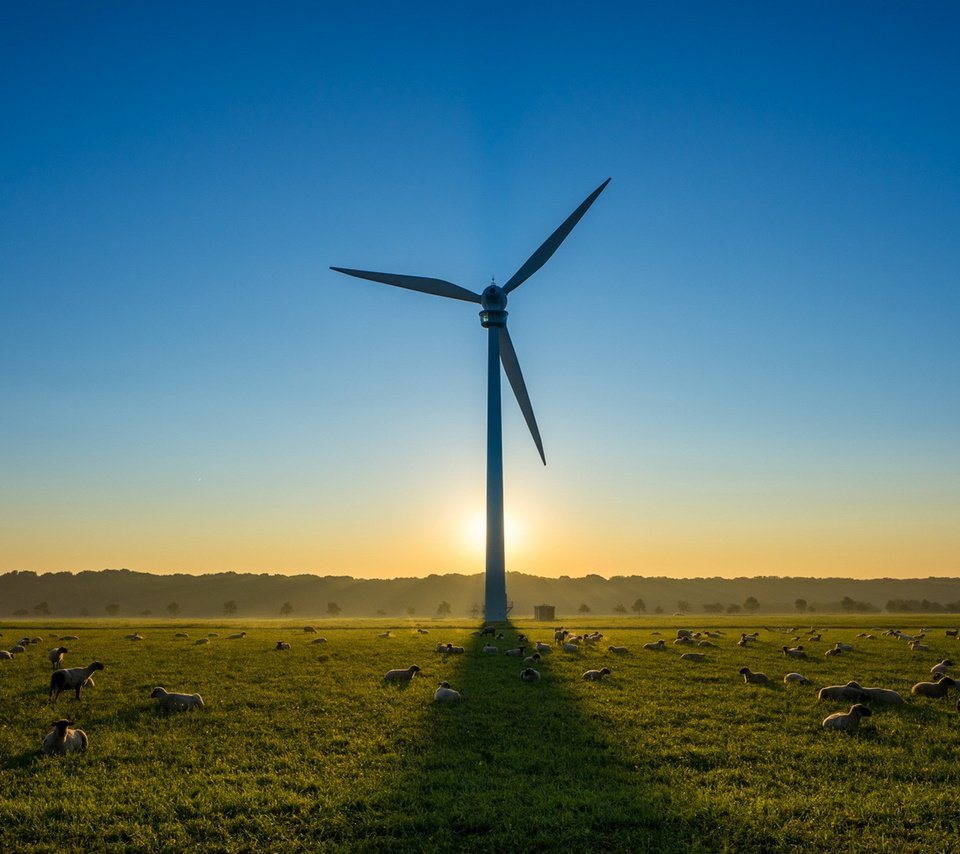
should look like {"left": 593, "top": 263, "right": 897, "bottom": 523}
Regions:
{"left": 1, "top": 4, "right": 957, "bottom": 580}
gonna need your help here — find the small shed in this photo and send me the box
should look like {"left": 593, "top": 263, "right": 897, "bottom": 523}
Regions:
{"left": 533, "top": 604, "right": 555, "bottom": 621}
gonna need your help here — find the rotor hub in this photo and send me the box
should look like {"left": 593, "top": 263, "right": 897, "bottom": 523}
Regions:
{"left": 480, "top": 284, "right": 507, "bottom": 311}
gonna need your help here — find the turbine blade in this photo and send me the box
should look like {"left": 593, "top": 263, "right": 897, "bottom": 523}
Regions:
{"left": 499, "top": 327, "right": 546, "bottom": 465}
{"left": 502, "top": 178, "right": 611, "bottom": 294}
{"left": 330, "top": 267, "right": 481, "bottom": 303}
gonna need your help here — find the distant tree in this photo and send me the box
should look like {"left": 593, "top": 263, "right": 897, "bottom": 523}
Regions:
{"left": 140, "top": 609, "right": 152, "bottom": 617}
{"left": 436, "top": 601, "right": 452, "bottom": 617}
{"left": 677, "top": 600, "right": 691, "bottom": 613}
{"left": 631, "top": 598, "right": 647, "bottom": 614}
{"left": 795, "top": 598, "right": 808, "bottom": 613}
{"left": 726, "top": 603, "right": 742, "bottom": 614}
{"left": 33, "top": 601, "right": 50, "bottom": 616}
{"left": 703, "top": 602, "right": 724, "bottom": 614}
{"left": 326, "top": 602, "right": 342, "bottom": 616}
{"left": 743, "top": 596, "right": 760, "bottom": 614}
{"left": 469, "top": 603, "right": 481, "bottom": 619}
{"left": 166, "top": 602, "right": 180, "bottom": 617}
{"left": 840, "top": 596, "right": 855, "bottom": 613}
{"left": 613, "top": 603, "right": 627, "bottom": 614}
{"left": 223, "top": 600, "right": 238, "bottom": 617}
{"left": 578, "top": 603, "right": 591, "bottom": 615}
{"left": 653, "top": 605, "right": 663, "bottom": 615}
{"left": 13, "top": 608, "right": 28, "bottom": 616}
{"left": 105, "top": 603, "right": 120, "bottom": 616}
{"left": 279, "top": 602, "right": 294, "bottom": 617}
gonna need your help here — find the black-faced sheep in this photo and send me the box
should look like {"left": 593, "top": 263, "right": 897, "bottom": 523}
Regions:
{"left": 49, "top": 662, "right": 104, "bottom": 702}
{"left": 47, "top": 647, "right": 68, "bottom": 669}
{"left": 433, "top": 681, "right": 461, "bottom": 703}
{"left": 150, "top": 686, "right": 205, "bottom": 711}
{"left": 818, "top": 682, "right": 868, "bottom": 703}
{"left": 738, "top": 667, "right": 769, "bottom": 685}
{"left": 582, "top": 668, "right": 611, "bottom": 681}
{"left": 384, "top": 665, "right": 420, "bottom": 682}
{"left": 275, "top": 641, "right": 291, "bottom": 651}
{"left": 784, "top": 672, "right": 811, "bottom": 685}
{"left": 822, "top": 704, "right": 872, "bottom": 732}
{"left": 643, "top": 640, "right": 666, "bottom": 651}
{"left": 41, "top": 719, "right": 88, "bottom": 755}
{"left": 911, "top": 676, "right": 957, "bottom": 698}
{"left": 520, "top": 668, "right": 541, "bottom": 682}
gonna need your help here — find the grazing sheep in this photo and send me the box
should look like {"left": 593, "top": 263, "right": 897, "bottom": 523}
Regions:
{"left": 0, "top": 650, "right": 12, "bottom": 660}
{"left": 553, "top": 628, "right": 567, "bottom": 644}
{"left": 643, "top": 640, "right": 666, "bottom": 651}
{"left": 562, "top": 642, "right": 580, "bottom": 653}
{"left": 175, "top": 633, "right": 190, "bottom": 639}
{"left": 931, "top": 660, "right": 954, "bottom": 676}
{"left": 481, "top": 644, "right": 498, "bottom": 654}
{"left": 738, "top": 667, "right": 769, "bottom": 685}
{"left": 433, "top": 681, "right": 461, "bottom": 703}
{"left": 194, "top": 638, "right": 209, "bottom": 645}
{"left": 822, "top": 704, "right": 872, "bottom": 732}
{"left": 680, "top": 653, "right": 706, "bottom": 662}
{"left": 10, "top": 645, "right": 26, "bottom": 654}
{"left": 47, "top": 647, "right": 69, "bottom": 669}
{"left": 384, "top": 665, "right": 420, "bottom": 682}
{"left": 59, "top": 635, "right": 80, "bottom": 642}
{"left": 861, "top": 686, "right": 904, "bottom": 704}
{"left": 150, "top": 686, "right": 205, "bottom": 711}
{"left": 520, "top": 668, "right": 541, "bottom": 682}
{"left": 583, "top": 668, "right": 612, "bottom": 681}
{"left": 911, "top": 676, "right": 957, "bottom": 698}
{"left": 275, "top": 641, "right": 291, "bottom": 651}
{"left": 608, "top": 646, "right": 629, "bottom": 654}
{"left": 479, "top": 627, "right": 496, "bottom": 637}
{"left": 782, "top": 646, "right": 806, "bottom": 659}
{"left": 784, "top": 672, "right": 811, "bottom": 685}
{"left": 41, "top": 719, "right": 88, "bottom": 755}
{"left": 310, "top": 637, "right": 328, "bottom": 645}
{"left": 49, "top": 662, "right": 104, "bottom": 702}
{"left": 818, "top": 682, "right": 868, "bottom": 703}
{"left": 524, "top": 653, "right": 541, "bottom": 664}
{"left": 504, "top": 646, "right": 526, "bottom": 657}
{"left": 228, "top": 632, "right": 247, "bottom": 640}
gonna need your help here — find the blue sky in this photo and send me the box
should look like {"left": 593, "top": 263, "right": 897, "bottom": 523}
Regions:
{"left": 1, "top": 2, "right": 958, "bottom": 578}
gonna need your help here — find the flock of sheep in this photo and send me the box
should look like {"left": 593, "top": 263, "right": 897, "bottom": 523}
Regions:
{"left": 4, "top": 621, "right": 958, "bottom": 754}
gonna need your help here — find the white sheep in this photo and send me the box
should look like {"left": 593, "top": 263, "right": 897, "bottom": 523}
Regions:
{"left": 303, "top": 626, "right": 317, "bottom": 633}
{"left": 311, "top": 637, "right": 328, "bottom": 645}
{"left": 194, "top": 638, "right": 210, "bottom": 645}
{"left": 817, "top": 682, "right": 868, "bottom": 703}
{"left": 433, "top": 681, "right": 461, "bottom": 703}
{"left": 49, "top": 662, "right": 104, "bottom": 702}
{"left": 150, "top": 686, "right": 205, "bottom": 711}
{"left": 912, "top": 676, "right": 957, "bottom": 698}
{"left": 582, "top": 668, "right": 612, "bottom": 681}
{"left": 481, "top": 644, "right": 498, "bottom": 654}
{"left": 59, "top": 635, "right": 80, "bottom": 641}
{"left": 175, "top": 633, "right": 190, "bottom": 639}
{"left": 504, "top": 647, "right": 526, "bottom": 657}
{"left": 47, "top": 647, "right": 68, "bottom": 669}
{"left": 680, "top": 653, "right": 706, "bottom": 662}
{"left": 384, "top": 665, "right": 420, "bottom": 682}
{"left": 275, "top": 641, "right": 291, "bottom": 651}
{"left": 738, "top": 667, "right": 769, "bottom": 685}
{"left": 41, "top": 719, "right": 88, "bottom": 755}
{"left": 931, "top": 660, "right": 954, "bottom": 676}
{"left": 524, "top": 653, "right": 542, "bottom": 664}
{"left": 698, "top": 640, "right": 718, "bottom": 648}
{"left": 228, "top": 632, "right": 247, "bottom": 640}
{"left": 782, "top": 646, "right": 806, "bottom": 659}
{"left": 378, "top": 631, "right": 392, "bottom": 639}
{"left": 822, "top": 704, "right": 872, "bottom": 732}
{"left": 0, "top": 650, "right": 12, "bottom": 660}
{"left": 784, "top": 672, "right": 811, "bottom": 685}
{"left": 534, "top": 641, "right": 552, "bottom": 654}
{"left": 607, "top": 645, "right": 629, "bottom": 654}
{"left": 861, "top": 686, "right": 904, "bottom": 704}
{"left": 910, "top": 640, "right": 930, "bottom": 652}
{"left": 520, "top": 668, "right": 541, "bottom": 682}
{"left": 562, "top": 642, "right": 580, "bottom": 653}
{"left": 834, "top": 642, "right": 854, "bottom": 652}
{"left": 124, "top": 633, "right": 144, "bottom": 641}
{"left": 643, "top": 640, "right": 666, "bottom": 651}
{"left": 10, "top": 644, "right": 26, "bottom": 654}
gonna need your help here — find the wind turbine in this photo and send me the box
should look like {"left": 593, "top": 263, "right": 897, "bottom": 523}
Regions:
{"left": 331, "top": 178, "right": 610, "bottom": 621}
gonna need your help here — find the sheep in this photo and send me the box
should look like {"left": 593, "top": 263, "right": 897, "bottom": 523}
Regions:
{"left": 41, "top": 719, "right": 88, "bottom": 755}
{"left": 782, "top": 646, "right": 806, "bottom": 659}
{"left": 124, "top": 633, "right": 144, "bottom": 641}
{"left": 59, "top": 635, "right": 80, "bottom": 641}
{"left": 49, "top": 662, "right": 104, "bottom": 702}
{"left": 738, "top": 667, "right": 769, "bottom": 685}
{"left": 433, "top": 681, "right": 461, "bottom": 703}
{"left": 534, "top": 641, "right": 552, "bottom": 654}
{"left": 676, "top": 629, "right": 693, "bottom": 639}
{"left": 824, "top": 648, "right": 843, "bottom": 657}
{"left": 378, "top": 631, "right": 392, "bottom": 639}
{"left": 909, "top": 640, "right": 930, "bottom": 652}
{"left": 698, "top": 640, "right": 718, "bottom": 648}
{"left": 479, "top": 626, "right": 496, "bottom": 637}
{"left": 583, "top": 668, "right": 612, "bottom": 681}
{"left": 834, "top": 642, "right": 854, "bottom": 652}
{"left": 931, "top": 660, "right": 954, "bottom": 676}
{"left": 861, "top": 686, "right": 904, "bottom": 704}
{"left": 583, "top": 633, "right": 603, "bottom": 645}
{"left": 228, "top": 632, "right": 247, "bottom": 640}
{"left": 946, "top": 629, "right": 958, "bottom": 638}
{"left": 303, "top": 626, "right": 317, "bottom": 633}
{"left": 784, "top": 672, "right": 811, "bottom": 685}
{"left": 384, "top": 665, "right": 420, "bottom": 682}
{"left": 150, "top": 686, "right": 205, "bottom": 711}
{"left": 680, "top": 653, "right": 706, "bottom": 662}
{"left": 207, "top": 633, "right": 219, "bottom": 639}
{"left": 194, "top": 638, "right": 209, "bottom": 645}
{"left": 818, "top": 682, "right": 868, "bottom": 703}
{"left": 553, "top": 628, "right": 567, "bottom": 644}
{"left": 175, "top": 633, "right": 190, "bottom": 639}
{"left": 443, "top": 643, "right": 464, "bottom": 654}
{"left": 0, "top": 651, "right": 12, "bottom": 660}
{"left": 524, "top": 652, "right": 542, "bottom": 664}
{"left": 481, "top": 644, "right": 498, "bottom": 654}
{"left": 520, "top": 668, "right": 541, "bottom": 682}
{"left": 608, "top": 646, "right": 629, "bottom": 654}
{"left": 47, "top": 647, "right": 68, "bottom": 669}
{"left": 643, "top": 640, "right": 666, "bottom": 651}
{"left": 674, "top": 637, "right": 695, "bottom": 646}
{"left": 911, "top": 676, "right": 957, "bottom": 698}
{"left": 275, "top": 641, "right": 291, "bottom": 651}
{"left": 10, "top": 644, "right": 26, "bottom": 654}
{"left": 822, "top": 704, "right": 872, "bottom": 732}
{"left": 562, "top": 642, "right": 580, "bottom": 653}
{"left": 416, "top": 628, "right": 430, "bottom": 635}
{"left": 504, "top": 646, "right": 526, "bottom": 657}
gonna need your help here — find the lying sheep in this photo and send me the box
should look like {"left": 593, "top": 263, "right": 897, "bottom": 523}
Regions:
{"left": 822, "top": 704, "right": 872, "bottom": 732}
{"left": 47, "top": 647, "right": 68, "bottom": 669}
{"left": 59, "top": 635, "right": 80, "bottom": 642}
{"left": 643, "top": 640, "right": 666, "bottom": 651}
{"left": 782, "top": 646, "right": 806, "bottom": 659}
{"left": 608, "top": 646, "right": 629, "bottom": 654}
{"left": 698, "top": 640, "right": 718, "bottom": 648}
{"left": 524, "top": 652, "right": 541, "bottom": 664}
{"left": 909, "top": 640, "right": 930, "bottom": 652}
{"left": 562, "top": 642, "right": 580, "bottom": 653}
{"left": 194, "top": 638, "right": 209, "bottom": 645}
{"left": 0, "top": 651, "right": 12, "bottom": 660}
{"left": 124, "top": 633, "right": 144, "bottom": 641}
{"left": 311, "top": 637, "right": 328, "bottom": 645}
{"left": 433, "top": 681, "right": 461, "bottom": 703}
{"left": 303, "top": 626, "right": 317, "bottom": 633}
{"left": 481, "top": 644, "right": 498, "bottom": 654}
{"left": 150, "top": 686, "right": 205, "bottom": 711}
{"left": 504, "top": 647, "right": 526, "bottom": 657}
{"left": 583, "top": 668, "right": 612, "bottom": 681}
{"left": 818, "top": 682, "right": 868, "bottom": 703}
{"left": 227, "top": 632, "right": 247, "bottom": 640}
{"left": 378, "top": 631, "right": 392, "bottom": 639}
{"left": 738, "top": 667, "right": 769, "bottom": 685}
{"left": 680, "top": 653, "right": 706, "bottom": 662}
{"left": 824, "top": 648, "right": 843, "bottom": 657}
{"left": 10, "top": 644, "right": 25, "bottom": 654}
{"left": 534, "top": 641, "right": 552, "bottom": 654}
{"left": 784, "top": 672, "right": 811, "bottom": 685}
{"left": 275, "top": 642, "right": 291, "bottom": 651}
{"left": 931, "top": 660, "right": 954, "bottom": 676}
{"left": 384, "top": 665, "right": 420, "bottom": 682}
{"left": 520, "top": 668, "right": 541, "bottom": 682}
{"left": 861, "top": 686, "right": 904, "bottom": 704}
{"left": 41, "top": 719, "right": 88, "bottom": 755}
{"left": 911, "top": 676, "right": 957, "bottom": 698}
{"left": 49, "top": 662, "right": 104, "bottom": 702}
{"left": 674, "top": 637, "right": 695, "bottom": 646}
{"left": 175, "top": 633, "right": 190, "bottom": 639}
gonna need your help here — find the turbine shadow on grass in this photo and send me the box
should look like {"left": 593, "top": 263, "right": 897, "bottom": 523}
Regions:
{"left": 344, "top": 622, "right": 713, "bottom": 853}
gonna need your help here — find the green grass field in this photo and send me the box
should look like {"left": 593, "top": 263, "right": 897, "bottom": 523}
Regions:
{"left": 3, "top": 616, "right": 960, "bottom": 852}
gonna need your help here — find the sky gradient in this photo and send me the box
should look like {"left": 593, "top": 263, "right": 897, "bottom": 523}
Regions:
{"left": 2, "top": 3, "right": 958, "bottom": 579}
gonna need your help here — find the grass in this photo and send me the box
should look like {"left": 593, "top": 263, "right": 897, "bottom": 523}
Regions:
{"left": 3, "top": 615, "right": 960, "bottom": 852}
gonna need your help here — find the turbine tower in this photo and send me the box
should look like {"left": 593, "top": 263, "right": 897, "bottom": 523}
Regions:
{"left": 331, "top": 178, "right": 610, "bottom": 621}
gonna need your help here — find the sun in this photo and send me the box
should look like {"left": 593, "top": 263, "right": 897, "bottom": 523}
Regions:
{"left": 463, "top": 512, "right": 526, "bottom": 556}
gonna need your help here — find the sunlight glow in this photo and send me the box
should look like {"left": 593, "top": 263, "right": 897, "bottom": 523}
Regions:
{"left": 463, "top": 512, "right": 526, "bottom": 556}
